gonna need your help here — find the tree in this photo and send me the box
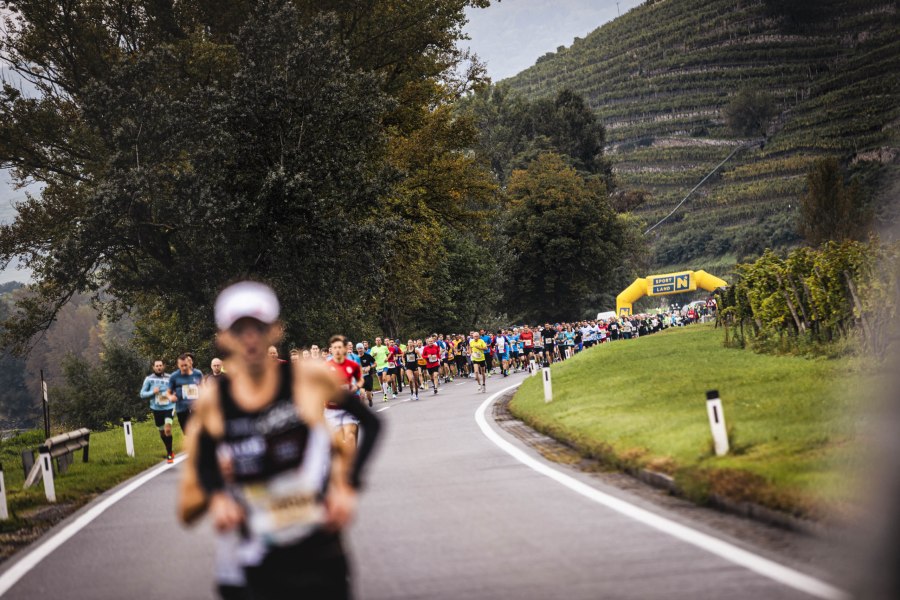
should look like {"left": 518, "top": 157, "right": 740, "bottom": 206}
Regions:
{"left": 503, "top": 153, "right": 640, "bottom": 322}
{"left": 0, "top": 0, "right": 497, "bottom": 356}
{"left": 464, "top": 86, "right": 610, "bottom": 186}
{"left": 0, "top": 292, "right": 35, "bottom": 427}
{"left": 51, "top": 341, "right": 147, "bottom": 429}
{"left": 724, "top": 89, "right": 776, "bottom": 137}
{"left": 798, "top": 158, "right": 871, "bottom": 247}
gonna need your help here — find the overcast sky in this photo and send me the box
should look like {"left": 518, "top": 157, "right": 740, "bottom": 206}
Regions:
{"left": 462, "top": 0, "right": 644, "bottom": 82}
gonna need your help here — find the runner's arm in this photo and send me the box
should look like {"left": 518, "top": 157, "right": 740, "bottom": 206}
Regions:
{"left": 139, "top": 377, "right": 155, "bottom": 399}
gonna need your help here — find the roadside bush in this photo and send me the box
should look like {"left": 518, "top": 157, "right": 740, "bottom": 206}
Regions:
{"left": 718, "top": 239, "right": 899, "bottom": 357}
{"left": 51, "top": 342, "right": 149, "bottom": 430}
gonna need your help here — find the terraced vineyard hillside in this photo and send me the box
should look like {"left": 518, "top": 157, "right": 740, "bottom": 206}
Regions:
{"left": 503, "top": 0, "right": 900, "bottom": 273}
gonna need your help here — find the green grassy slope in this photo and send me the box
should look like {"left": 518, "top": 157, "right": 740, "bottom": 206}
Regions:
{"left": 0, "top": 421, "right": 184, "bottom": 539}
{"left": 503, "top": 0, "right": 900, "bottom": 272}
{"left": 509, "top": 324, "right": 870, "bottom": 518}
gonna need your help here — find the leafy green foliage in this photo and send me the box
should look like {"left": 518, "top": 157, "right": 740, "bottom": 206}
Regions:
{"left": 502, "top": 153, "right": 639, "bottom": 322}
{"left": 463, "top": 86, "right": 610, "bottom": 185}
{"left": 50, "top": 342, "right": 148, "bottom": 430}
{"left": 0, "top": 0, "right": 497, "bottom": 357}
{"left": 718, "top": 240, "right": 898, "bottom": 357}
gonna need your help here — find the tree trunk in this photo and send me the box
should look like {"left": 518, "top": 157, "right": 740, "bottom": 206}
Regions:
{"left": 776, "top": 273, "right": 804, "bottom": 333}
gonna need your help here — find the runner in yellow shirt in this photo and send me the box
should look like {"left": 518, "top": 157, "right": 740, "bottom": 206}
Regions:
{"left": 469, "top": 332, "right": 488, "bottom": 393}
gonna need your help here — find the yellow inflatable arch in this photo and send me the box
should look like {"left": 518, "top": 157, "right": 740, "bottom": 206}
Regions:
{"left": 616, "top": 270, "right": 727, "bottom": 317}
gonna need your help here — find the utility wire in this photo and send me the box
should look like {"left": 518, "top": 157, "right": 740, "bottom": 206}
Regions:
{"left": 643, "top": 140, "right": 760, "bottom": 235}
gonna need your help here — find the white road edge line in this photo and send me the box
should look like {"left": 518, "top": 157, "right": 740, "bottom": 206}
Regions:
{"left": 0, "top": 454, "right": 188, "bottom": 597}
{"left": 475, "top": 384, "right": 850, "bottom": 600}
{"left": 376, "top": 406, "right": 391, "bottom": 412}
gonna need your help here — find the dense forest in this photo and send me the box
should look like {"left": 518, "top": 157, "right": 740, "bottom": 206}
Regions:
{"left": 504, "top": 0, "right": 899, "bottom": 272}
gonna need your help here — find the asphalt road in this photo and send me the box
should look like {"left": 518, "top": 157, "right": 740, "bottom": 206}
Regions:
{"left": 0, "top": 370, "right": 847, "bottom": 599}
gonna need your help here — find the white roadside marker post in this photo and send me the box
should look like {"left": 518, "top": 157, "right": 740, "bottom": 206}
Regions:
{"left": 706, "top": 390, "right": 729, "bottom": 456}
{"left": 123, "top": 418, "right": 135, "bottom": 458}
{"left": 0, "top": 463, "right": 8, "bottom": 520}
{"left": 543, "top": 367, "right": 553, "bottom": 403}
{"left": 529, "top": 359, "right": 537, "bottom": 376}
{"left": 39, "top": 447, "right": 56, "bottom": 503}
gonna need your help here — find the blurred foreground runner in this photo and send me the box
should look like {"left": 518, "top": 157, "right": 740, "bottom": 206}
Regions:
{"left": 180, "top": 281, "right": 380, "bottom": 600}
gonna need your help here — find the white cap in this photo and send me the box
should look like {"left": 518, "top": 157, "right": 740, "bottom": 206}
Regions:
{"left": 214, "top": 281, "right": 280, "bottom": 330}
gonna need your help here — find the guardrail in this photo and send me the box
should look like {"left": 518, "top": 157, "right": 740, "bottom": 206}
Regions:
{"left": 23, "top": 428, "right": 91, "bottom": 497}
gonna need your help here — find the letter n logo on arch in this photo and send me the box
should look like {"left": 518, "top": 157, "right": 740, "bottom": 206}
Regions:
{"left": 675, "top": 274, "right": 690, "bottom": 291}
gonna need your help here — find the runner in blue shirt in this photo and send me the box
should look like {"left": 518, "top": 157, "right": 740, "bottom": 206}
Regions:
{"left": 168, "top": 353, "right": 203, "bottom": 432}
{"left": 140, "top": 359, "right": 174, "bottom": 462}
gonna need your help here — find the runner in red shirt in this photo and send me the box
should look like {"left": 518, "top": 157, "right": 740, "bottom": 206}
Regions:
{"left": 421, "top": 337, "right": 442, "bottom": 395}
{"left": 326, "top": 335, "right": 364, "bottom": 449}
{"left": 519, "top": 328, "right": 535, "bottom": 371}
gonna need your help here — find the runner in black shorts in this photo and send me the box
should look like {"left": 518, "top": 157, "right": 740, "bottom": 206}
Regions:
{"left": 403, "top": 339, "right": 421, "bottom": 400}
{"left": 541, "top": 324, "right": 556, "bottom": 366}
{"left": 357, "top": 343, "right": 376, "bottom": 407}
{"left": 140, "top": 359, "right": 174, "bottom": 462}
{"left": 454, "top": 336, "right": 468, "bottom": 377}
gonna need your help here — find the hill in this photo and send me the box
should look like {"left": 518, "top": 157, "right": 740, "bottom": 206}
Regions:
{"left": 502, "top": 0, "right": 900, "bottom": 272}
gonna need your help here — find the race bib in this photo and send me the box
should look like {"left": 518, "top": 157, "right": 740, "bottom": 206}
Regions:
{"left": 241, "top": 471, "right": 325, "bottom": 547}
{"left": 387, "top": 361, "right": 396, "bottom": 369}
{"left": 427, "top": 355, "right": 438, "bottom": 364}
{"left": 156, "top": 392, "right": 170, "bottom": 406}
{"left": 182, "top": 384, "right": 200, "bottom": 401}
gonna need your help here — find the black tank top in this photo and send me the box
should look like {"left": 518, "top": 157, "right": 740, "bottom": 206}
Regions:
{"left": 218, "top": 363, "right": 333, "bottom": 547}
{"left": 218, "top": 363, "right": 315, "bottom": 484}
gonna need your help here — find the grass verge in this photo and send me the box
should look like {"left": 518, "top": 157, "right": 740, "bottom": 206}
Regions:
{"left": 0, "top": 419, "right": 184, "bottom": 560}
{"left": 509, "top": 323, "right": 871, "bottom": 520}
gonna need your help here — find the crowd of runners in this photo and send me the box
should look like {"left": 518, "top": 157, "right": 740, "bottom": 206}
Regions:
{"left": 136, "top": 281, "right": 713, "bottom": 600}
{"left": 142, "top": 308, "right": 714, "bottom": 466}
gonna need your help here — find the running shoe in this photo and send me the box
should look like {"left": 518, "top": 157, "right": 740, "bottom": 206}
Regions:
{"left": 167, "top": 453, "right": 174, "bottom": 464}
{"left": 368, "top": 398, "right": 373, "bottom": 407}
{"left": 433, "top": 387, "right": 438, "bottom": 395}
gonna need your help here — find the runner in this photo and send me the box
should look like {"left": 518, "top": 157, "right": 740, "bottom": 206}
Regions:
{"left": 469, "top": 331, "right": 488, "bottom": 393}
{"left": 453, "top": 335, "right": 468, "bottom": 378}
{"left": 205, "top": 357, "right": 226, "bottom": 384}
{"left": 415, "top": 339, "right": 428, "bottom": 389}
{"left": 356, "top": 343, "right": 376, "bottom": 407}
{"left": 167, "top": 353, "right": 203, "bottom": 433}
{"left": 369, "top": 337, "right": 391, "bottom": 401}
{"left": 519, "top": 326, "right": 535, "bottom": 371}
{"left": 508, "top": 329, "right": 520, "bottom": 372}
{"left": 183, "top": 281, "right": 380, "bottom": 600}
{"left": 444, "top": 336, "right": 457, "bottom": 381}
{"left": 402, "top": 340, "right": 421, "bottom": 400}
{"left": 140, "top": 359, "right": 174, "bottom": 462}
{"left": 325, "top": 335, "right": 364, "bottom": 449}
{"left": 385, "top": 338, "right": 401, "bottom": 398}
{"left": 495, "top": 330, "right": 509, "bottom": 377}
{"left": 422, "top": 336, "right": 442, "bottom": 395}
{"left": 540, "top": 324, "right": 556, "bottom": 366}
